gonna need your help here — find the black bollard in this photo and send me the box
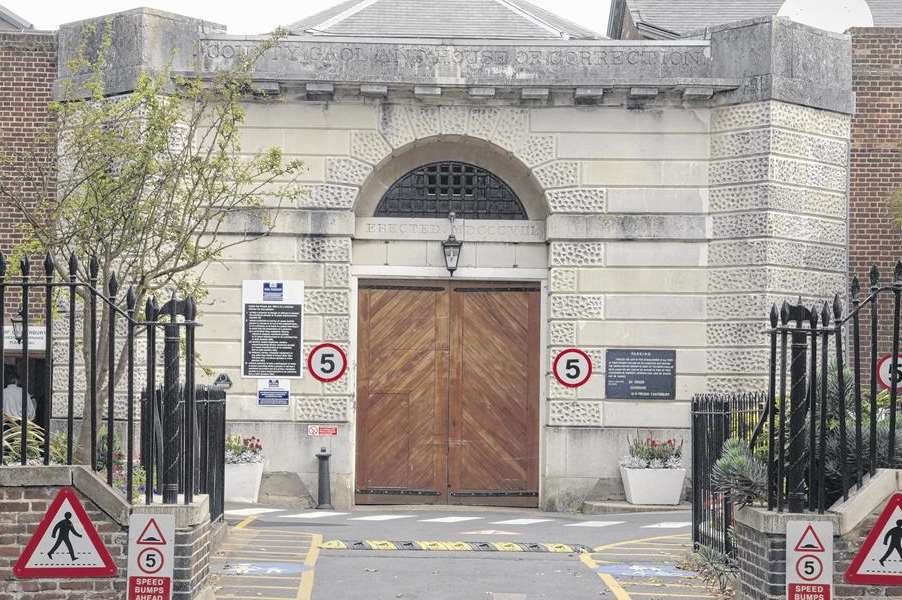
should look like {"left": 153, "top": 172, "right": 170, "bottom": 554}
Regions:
{"left": 315, "top": 447, "right": 334, "bottom": 510}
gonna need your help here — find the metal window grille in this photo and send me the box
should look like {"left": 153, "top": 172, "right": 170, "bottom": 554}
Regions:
{"left": 374, "top": 161, "right": 527, "bottom": 220}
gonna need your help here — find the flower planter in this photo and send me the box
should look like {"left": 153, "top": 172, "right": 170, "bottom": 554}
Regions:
{"left": 225, "top": 462, "right": 265, "bottom": 504}
{"left": 620, "top": 466, "right": 686, "bottom": 505}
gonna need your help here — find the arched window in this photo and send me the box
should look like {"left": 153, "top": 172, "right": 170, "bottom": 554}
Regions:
{"left": 374, "top": 161, "right": 527, "bottom": 220}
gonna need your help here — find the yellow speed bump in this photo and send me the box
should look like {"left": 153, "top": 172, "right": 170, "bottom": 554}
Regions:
{"left": 542, "top": 543, "right": 576, "bottom": 553}
{"left": 320, "top": 539, "right": 591, "bottom": 553}
{"left": 367, "top": 540, "right": 397, "bottom": 550}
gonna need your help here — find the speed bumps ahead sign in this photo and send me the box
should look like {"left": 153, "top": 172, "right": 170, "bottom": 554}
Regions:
{"left": 786, "top": 520, "right": 833, "bottom": 600}
{"left": 127, "top": 514, "right": 175, "bottom": 600}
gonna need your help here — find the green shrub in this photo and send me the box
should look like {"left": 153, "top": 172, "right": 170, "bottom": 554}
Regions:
{"left": 1, "top": 416, "right": 45, "bottom": 464}
{"left": 712, "top": 439, "right": 767, "bottom": 508}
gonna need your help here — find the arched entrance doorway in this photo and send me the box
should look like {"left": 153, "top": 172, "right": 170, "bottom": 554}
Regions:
{"left": 353, "top": 150, "right": 545, "bottom": 508}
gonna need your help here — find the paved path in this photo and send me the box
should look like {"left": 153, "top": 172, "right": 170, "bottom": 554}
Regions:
{"left": 211, "top": 504, "right": 710, "bottom": 600}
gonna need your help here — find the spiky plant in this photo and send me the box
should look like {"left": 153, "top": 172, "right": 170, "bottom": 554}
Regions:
{"left": 1, "top": 416, "right": 45, "bottom": 464}
{"left": 711, "top": 438, "right": 768, "bottom": 508}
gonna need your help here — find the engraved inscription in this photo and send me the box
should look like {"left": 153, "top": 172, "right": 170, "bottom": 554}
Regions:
{"left": 355, "top": 218, "right": 546, "bottom": 242}
{"left": 200, "top": 40, "right": 712, "bottom": 85}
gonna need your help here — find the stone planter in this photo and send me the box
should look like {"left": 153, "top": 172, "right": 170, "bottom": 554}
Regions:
{"left": 620, "top": 466, "right": 686, "bottom": 505}
{"left": 225, "top": 462, "right": 265, "bottom": 504}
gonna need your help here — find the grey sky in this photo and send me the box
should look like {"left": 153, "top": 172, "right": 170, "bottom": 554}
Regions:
{"left": 3, "top": 0, "right": 613, "bottom": 36}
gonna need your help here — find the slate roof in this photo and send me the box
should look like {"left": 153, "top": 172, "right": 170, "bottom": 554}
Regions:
{"left": 288, "top": 0, "right": 603, "bottom": 39}
{"left": 618, "top": 0, "right": 902, "bottom": 36}
{"left": 0, "top": 4, "right": 33, "bottom": 31}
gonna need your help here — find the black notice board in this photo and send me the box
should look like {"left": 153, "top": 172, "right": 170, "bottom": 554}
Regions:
{"left": 242, "top": 303, "right": 303, "bottom": 377}
{"left": 605, "top": 349, "right": 676, "bottom": 400}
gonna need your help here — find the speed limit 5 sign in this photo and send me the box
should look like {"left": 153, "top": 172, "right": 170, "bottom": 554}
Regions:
{"left": 786, "top": 521, "right": 832, "bottom": 600}
{"left": 308, "top": 343, "right": 348, "bottom": 383}
{"left": 552, "top": 348, "right": 592, "bottom": 388}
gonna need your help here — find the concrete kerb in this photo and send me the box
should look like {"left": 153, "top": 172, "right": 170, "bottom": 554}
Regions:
{"left": 735, "top": 468, "right": 902, "bottom": 536}
{"left": 829, "top": 468, "right": 900, "bottom": 535}
{"left": 735, "top": 504, "right": 841, "bottom": 534}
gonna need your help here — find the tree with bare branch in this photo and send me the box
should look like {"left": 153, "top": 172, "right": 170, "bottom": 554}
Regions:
{"left": 0, "top": 21, "right": 303, "bottom": 463}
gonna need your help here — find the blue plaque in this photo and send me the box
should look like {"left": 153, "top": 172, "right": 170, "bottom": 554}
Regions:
{"left": 605, "top": 349, "right": 676, "bottom": 400}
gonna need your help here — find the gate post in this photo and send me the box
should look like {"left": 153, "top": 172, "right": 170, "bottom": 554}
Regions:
{"left": 162, "top": 297, "right": 182, "bottom": 504}
{"left": 787, "top": 305, "right": 809, "bottom": 513}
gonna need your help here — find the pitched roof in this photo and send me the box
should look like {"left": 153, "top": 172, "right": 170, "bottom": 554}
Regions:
{"left": 288, "top": 0, "right": 603, "bottom": 39}
{"left": 0, "top": 4, "right": 33, "bottom": 31}
{"left": 617, "top": 0, "right": 902, "bottom": 36}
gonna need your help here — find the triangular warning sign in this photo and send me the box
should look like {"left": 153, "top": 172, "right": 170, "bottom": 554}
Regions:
{"left": 136, "top": 517, "right": 167, "bottom": 545}
{"left": 847, "top": 493, "right": 902, "bottom": 584}
{"left": 794, "top": 524, "right": 826, "bottom": 552}
{"left": 13, "top": 487, "right": 117, "bottom": 578}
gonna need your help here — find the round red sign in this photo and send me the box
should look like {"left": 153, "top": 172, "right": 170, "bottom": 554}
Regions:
{"left": 877, "top": 354, "right": 902, "bottom": 391}
{"left": 307, "top": 343, "right": 348, "bottom": 383}
{"left": 552, "top": 348, "right": 592, "bottom": 389}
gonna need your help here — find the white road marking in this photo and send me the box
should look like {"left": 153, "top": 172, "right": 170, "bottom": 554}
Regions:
{"left": 419, "top": 516, "right": 484, "bottom": 523}
{"left": 461, "top": 530, "right": 519, "bottom": 535}
{"left": 490, "top": 518, "right": 553, "bottom": 525}
{"left": 224, "top": 508, "right": 285, "bottom": 517}
{"left": 280, "top": 511, "right": 349, "bottom": 519}
{"left": 349, "top": 514, "right": 415, "bottom": 521}
{"left": 564, "top": 520, "right": 625, "bottom": 528}
{"left": 642, "top": 521, "right": 692, "bottom": 529}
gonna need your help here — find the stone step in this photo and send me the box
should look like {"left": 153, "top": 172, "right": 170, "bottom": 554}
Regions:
{"left": 581, "top": 500, "right": 691, "bottom": 514}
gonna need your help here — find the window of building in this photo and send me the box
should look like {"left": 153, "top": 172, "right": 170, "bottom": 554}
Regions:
{"left": 374, "top": 161, "right": 527, "bottom": 220}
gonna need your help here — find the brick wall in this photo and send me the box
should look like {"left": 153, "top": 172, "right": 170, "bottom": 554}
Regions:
{"left": 0, "top": 30, "right": 55, "bottom": 321}
{"left": 735, "top": 505, "right": 892, "bottom": 600}
{"left": 0, "top": 467, "right": 214, "bottom": 600}
{"left": 849, "top": 28, "right": 902, "bottom": 377}
{"left": 0, "top": 485, "right": 128, "bottom": 599}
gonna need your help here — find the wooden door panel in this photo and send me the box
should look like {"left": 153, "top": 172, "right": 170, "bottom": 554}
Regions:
{"left": 357, "top": 281, "right": 538, "bottom": 507}
{"left": 448, "top": 286, "right": 540, "bottom": 507}
{"left": 356, "top": 285, "right": 448, "bottom": 503}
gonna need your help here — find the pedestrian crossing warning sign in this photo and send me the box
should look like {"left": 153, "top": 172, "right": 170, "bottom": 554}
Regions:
{"left": 846, "top": 493, "right": 902, "bottom": 584}
{"left": 13, "top": 487, "right": 116, "bottom": 578}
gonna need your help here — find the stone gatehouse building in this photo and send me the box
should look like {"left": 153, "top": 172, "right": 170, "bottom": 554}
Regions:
{"left": 49, "top": 0, "right": 854, "bottom": 511}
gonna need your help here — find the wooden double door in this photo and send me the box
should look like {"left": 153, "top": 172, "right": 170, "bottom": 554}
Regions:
{"left": 355, "top": 281, "right": 540, "bottom": 507}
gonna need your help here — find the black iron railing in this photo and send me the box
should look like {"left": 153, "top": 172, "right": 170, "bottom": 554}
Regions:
{"left": 0, "top": 252, "right": 223, "bottom": 515}
{"left": 763, "top": 261, "right": 902, "bottom": 514}
{"left": 691, "top": 391, "right": 767, "bottom": 555}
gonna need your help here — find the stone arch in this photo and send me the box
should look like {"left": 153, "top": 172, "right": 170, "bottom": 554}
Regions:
{"left": 311, "top": 103, "right": 605, "bottom": 220}
{"left": 355, "top": 137, "right": 548, "bottom": 220}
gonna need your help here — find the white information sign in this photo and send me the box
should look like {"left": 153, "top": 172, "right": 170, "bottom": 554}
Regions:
{"left": 3, "top": 326, "right": 46, "bottom": 352}
{"left": 257, "top": 378, "right": 291, "bottom": 406}
{"left": 241, "top": 280, "right": 304, "bottom": 379}
{"left": 786, "top": 520, "right": 833, "bottom": 600}
{"left": 127, "top": 513, "right": 175, "bottom": 600}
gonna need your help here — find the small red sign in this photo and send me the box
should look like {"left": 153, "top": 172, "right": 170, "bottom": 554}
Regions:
{"left": 128, "top": 575, "right": 171, "bottom": 600}
{"left": 788, "top": 583, "right": 830, "bottom": 600}
{"left": 308, "top": 425, "right": 338, "bottom": 436}
{"left": 13, "top": 487, "right": 117, "bottom": 579}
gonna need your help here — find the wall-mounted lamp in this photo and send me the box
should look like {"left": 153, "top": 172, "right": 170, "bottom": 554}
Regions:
{"left": 441, "top": 212, "right": 463, "bottom": 277}
{"left": 11, "top": 310, "right": 24, "bottom": 344}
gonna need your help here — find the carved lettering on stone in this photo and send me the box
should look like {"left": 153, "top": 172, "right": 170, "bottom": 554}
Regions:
{"left": 201, "top": 41, "right": 712, "bottom": 86}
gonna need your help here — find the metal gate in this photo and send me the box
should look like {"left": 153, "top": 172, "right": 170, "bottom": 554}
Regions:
{"left": 0, "top": 252, "right": 225, "bottom": 520}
